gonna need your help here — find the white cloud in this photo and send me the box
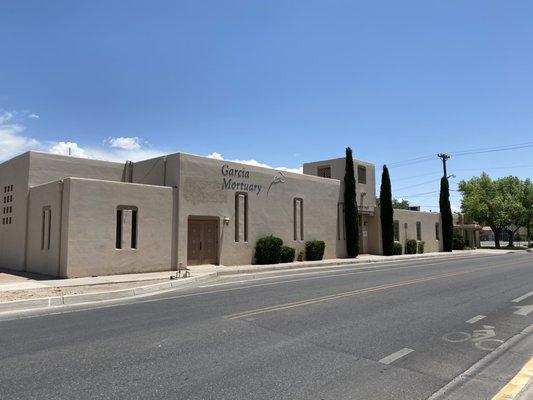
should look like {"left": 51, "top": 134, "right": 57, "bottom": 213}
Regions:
{"left": 49, "top": 141, "right": 89, "bottom": 158}
{"left": 0, "top": 110, "right": 41, "bottom": 160}
{"left": 206, "top": 152, "right": 303, "bottom": 174}
{"left": 47, "top": 141, "right": 164, "bottom": 163}
{"left": 0, "top": 110, "right": 14, "bottom": 124}
{"left": 206, "top": 152, "right": 224, "bottom": 160}
{"left": 107, "top": 136, "right": 141, "bottom": 150}
{"left": 0, "top": 108, "right": 166, "bottom": 163}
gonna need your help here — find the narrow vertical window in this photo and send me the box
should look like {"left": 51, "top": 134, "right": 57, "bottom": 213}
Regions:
{"left": 294, "top": 198, "right": 304, "bottom": 240}
{"left": 116, "top": 209, "right": 123, "bottom": 249}
{"left": 41, "top": 206, "right": 51, "bottom": 250}
{"left": 357, "top": 165, "right": 367, "bottom": 184}
{"left": 416, "top": 221, "right": 422, "bottom": 241}
{"left": 435, "top": 222, "right": 440, "bottom": 241}
{"left": 235, "top": 193, "right": 248, "bottom": 242}
{"left": 393, "top": 220, "right": 400, "bottom": 241}
{"left": 131, "top": 209, "right": 138, "bottom": 249}
{"left": 116, "top": 206, "right": 139, "bottom": 249}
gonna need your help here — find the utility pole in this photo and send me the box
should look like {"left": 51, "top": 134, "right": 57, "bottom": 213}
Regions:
{"left": 437, "top": 153, "right": 450, "bottom": 177}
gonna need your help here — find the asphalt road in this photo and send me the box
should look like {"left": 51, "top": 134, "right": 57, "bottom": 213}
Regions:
{"left": 1, "top": 252, "right": 532, "bottom": 399}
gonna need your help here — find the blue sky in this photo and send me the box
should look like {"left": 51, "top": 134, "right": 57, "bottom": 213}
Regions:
{"left": 1, "top": 1, "right": 532, "bottom": 210}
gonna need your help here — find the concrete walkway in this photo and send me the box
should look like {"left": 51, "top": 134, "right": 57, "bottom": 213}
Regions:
{"left": 0, "top": 249, "right": 516, "bottom": 293}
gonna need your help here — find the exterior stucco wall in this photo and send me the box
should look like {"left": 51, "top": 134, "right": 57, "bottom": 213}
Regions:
{"left": 26, "top": 181, "right": 63, "bottom": 276}
{"left": 131, "top": 156, "right": 166, "bottom": 186}
{"left": 0, "top": 153, "right": 30, "bottom": 271}
{"left": 131, "top": 153, "right": 181, "bottom": 188}
{"left": 28, "top": 151, "right": 126, "bottom": 187}
{"left": 62, "top": 178, "right": 174, "bottom": 277}
{"left": 392, "top": 209, "right": 442, "bottom": 253}
{"left": 303, "top": 156, "right": 377, "bottom": 215}
{"left": 177, "top": 154, "right": 340, "bottom": 267}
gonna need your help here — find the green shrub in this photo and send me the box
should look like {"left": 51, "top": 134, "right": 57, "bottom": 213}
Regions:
{"left": 297, "top": 250, "right": 304, "bottom": 261}
{"left": 393, "top": 241, "right": 403, "bottom": 255}
{"left": 405, "top": 239, "right": 417, "bottom": 254}
{"left": 255, "top": 235, "right": 283, "bottom": 264}
{"left": 305, "top": 240, "right": 325, "bottom": 261}
{"left": 417, "top": 241, "right": 425, "bottom": 254}
{"left": 280, "top": 246, "right": 295, "bottom": 263}
{"left": 452, "top": 229, "right": 465, "bottom": 250}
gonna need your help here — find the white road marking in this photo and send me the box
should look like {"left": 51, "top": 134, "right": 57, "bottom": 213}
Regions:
{"left": 379, "top": 348, "right": 414, "bottom": 365}
{"left": 513, "top": 305, "right": 533, "bottom": 316}
{"left": 466, "top": 315, "right": 486, "bottom": 324}
{"left": 512, "top": 291, "right": 533, "bottom": 303}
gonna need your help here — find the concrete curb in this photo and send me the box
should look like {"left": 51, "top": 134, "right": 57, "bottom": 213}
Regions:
{"left": 213, "top": 250, "right": 499, "bottom": 276}
{"left": 0, "top": 272, "right": 217, "bottom": 315}
{"left": 0, "top": 250, "right": 514, "bottom": 315}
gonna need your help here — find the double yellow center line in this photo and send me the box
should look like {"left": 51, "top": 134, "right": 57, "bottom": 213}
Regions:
{"left": 227, "top": 259, "right": 531, "bottom": 320}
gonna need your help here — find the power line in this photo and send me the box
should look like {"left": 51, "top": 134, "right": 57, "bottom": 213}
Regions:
{"left": 395, "top": 177, "right": 442, "bottom": 192}
{"left": 450, "top": 142, "right": 533, "bottom": 157}
{"left": 387, "top": 141, "right": 533, "bottom": 169}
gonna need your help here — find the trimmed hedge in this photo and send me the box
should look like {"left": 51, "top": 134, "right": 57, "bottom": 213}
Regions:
{"left": 255, "top": 235, "right": 283, "bottom": 264}
{"left": 305, "top": 240, "right": 325, "bottom": 261}
{"left": 405, "top": 239, "right": 417, "bottom": 254}
{"left": 417, "top": 241, "right": 425, "bottom": 254}
{"left": 280, "top": 246, "right": 296, "bottom": 263}
{"left": 393, "top": 242, "right": 403, "bottom": 255}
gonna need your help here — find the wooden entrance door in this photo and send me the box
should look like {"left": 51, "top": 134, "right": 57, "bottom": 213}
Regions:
{"left": 187, "top": 219, "right": 219, "bottom": 265}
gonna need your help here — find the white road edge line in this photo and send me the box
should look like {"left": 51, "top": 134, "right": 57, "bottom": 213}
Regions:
{"left": 512, "top": 291, "right": 533, "bottom": 303}
{"left": 379, "top": 348, "right": 414, "bottom": 365}
{"left": 466, "top": 315, "right": 486, "bottom": 324}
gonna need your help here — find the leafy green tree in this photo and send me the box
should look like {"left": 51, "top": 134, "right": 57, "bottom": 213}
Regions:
{"left": 502, "top": 177, "right": 528, "bottom": 247}
{"left": 458, "top": 173, "right": 523, "bottom": 248}
{"left": 380, "top": 165, "right": 394, "bottom": 255}
{"left": 344, "top": 147, "right": 359, "bottom": 257}
{"left": 440, "top": 177, "right": 454, "bottom": 252}
{"left": 392, "top": 198, "right": 410, "bottom": 210}
{"left": 524, "top": 179, "right": 533, "bottom": 247}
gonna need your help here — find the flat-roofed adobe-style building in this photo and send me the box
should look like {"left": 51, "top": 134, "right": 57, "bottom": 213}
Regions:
{"left": 0, "top": 151, "right": 442, "bottom": 278}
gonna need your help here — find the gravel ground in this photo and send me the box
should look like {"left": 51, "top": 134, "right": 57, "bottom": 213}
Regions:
{"left": 0, "top": 279, "right": 169, "bottom": 303}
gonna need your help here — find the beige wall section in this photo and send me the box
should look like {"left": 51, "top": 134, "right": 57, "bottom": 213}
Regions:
{"left": 131, "top": 153, "right": 181, "bottom": 187}
{"left": 61, "top": 178, "right": 174, "bottom": 277}
{"left": 132, "top": 156, "right": 166, "bottom": 186}
{"left": 392, "top": 209, "right": 442, "bottom": 253}
{"left": 176, "top": 153, "right": 340, "bottom": 267}
{"left": 28, "top": 151, "right": 126, "bottom": 187}
{"left": 0, "top": 153, "right": 30, "bottom": 271}
{"left": 303, "top": 156, "right": 377, "bottom": 215}
{"left": 26, "top": 181, "right": 63, "bottom": 276}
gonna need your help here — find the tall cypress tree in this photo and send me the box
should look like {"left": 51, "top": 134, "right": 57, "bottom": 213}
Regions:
{"left": 380, "top": 165, "right": 394, "bottom": 255}
{"left": 344, "top": 147, "right": 359, "bottom": 257}
{"left": 439, "top": 176, "right": 453, "bottom": 252}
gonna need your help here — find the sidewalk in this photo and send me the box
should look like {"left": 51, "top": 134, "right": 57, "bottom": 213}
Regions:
{"left": 189, "top": 249, "right": 516, "bottom": 276}
{"left": 0, "top": 249, "right": 519, "bottom": 313}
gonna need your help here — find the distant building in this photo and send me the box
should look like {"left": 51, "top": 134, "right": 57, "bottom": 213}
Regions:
{"left": 453, "top": 213, "right": 481, "bottom": 247}
{"left": 0, "top": 151, "right": 443, "bottom": 278}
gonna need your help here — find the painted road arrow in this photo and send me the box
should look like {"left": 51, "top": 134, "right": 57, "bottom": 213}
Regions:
{"left": 513, "top": 305, "right": 533, "bottom": 316}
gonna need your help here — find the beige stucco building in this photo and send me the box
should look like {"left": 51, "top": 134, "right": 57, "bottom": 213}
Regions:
{"left": 0, "top": 151, "right": 442, "bottom": 278}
